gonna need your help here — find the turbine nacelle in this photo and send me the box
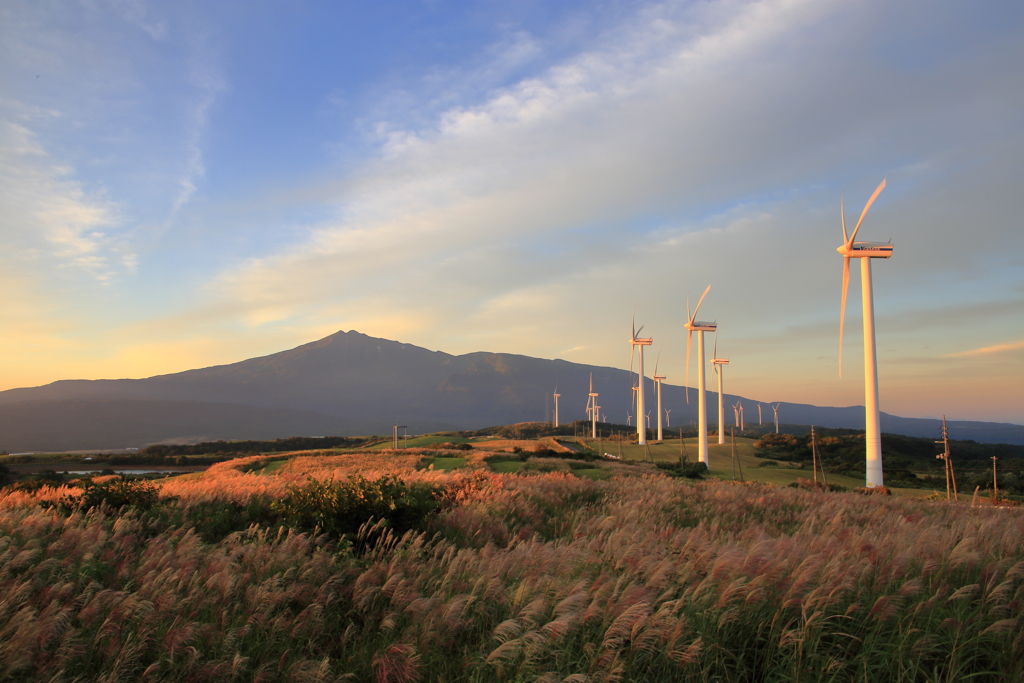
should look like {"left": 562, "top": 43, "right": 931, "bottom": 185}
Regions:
{"left": 837, "top": 242, "right": 893, "bottom": 259}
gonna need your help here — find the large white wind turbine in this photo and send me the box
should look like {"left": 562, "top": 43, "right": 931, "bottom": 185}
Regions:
{"left": 837, "top": 179, "right": 892, "bottom": 489}
{"left": 630, "top": 313, "right": 653, "bottom": 445}
{"left": 685, "top": 285, "right": 715, "bottom": 464}
{"left": 553, "top": 387, "right": 560, "bottom": 427}
{"left": 711, "top": 332, "right": 729, "bottom": 445}
{"left": 772, "top": 403, "right": 781, "bottom": 433}
{"left": 653, "top": 354, "right": 666, "bottom": 441}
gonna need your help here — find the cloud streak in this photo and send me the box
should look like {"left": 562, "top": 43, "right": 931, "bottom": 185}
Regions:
{"left": 945, "top": 340, "right": 1024, "bottom": 358}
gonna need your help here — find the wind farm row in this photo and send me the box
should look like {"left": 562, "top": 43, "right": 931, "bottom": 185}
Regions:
{"left": 559, "top": 180, "right": 893, "bottom": 489}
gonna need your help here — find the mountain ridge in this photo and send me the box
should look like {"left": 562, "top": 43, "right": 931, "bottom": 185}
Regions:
{"left": 1, "top": 330, "right": 1020, "bottom": 451}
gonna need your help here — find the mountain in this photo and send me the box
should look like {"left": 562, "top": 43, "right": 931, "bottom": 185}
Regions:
{"left": 0, "top": 330, "right": 1021, "bottom": 451}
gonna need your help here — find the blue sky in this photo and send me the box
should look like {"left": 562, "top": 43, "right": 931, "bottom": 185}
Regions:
{"left": 1, "top": 0, "right": 1023, "bottom": 424}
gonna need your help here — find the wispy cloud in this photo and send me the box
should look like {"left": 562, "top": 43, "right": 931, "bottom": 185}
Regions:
{"left": 945, "top": 340, "right": 1024, "bottom": 358}
{"left": 0, "top": 119, "right": 128, "bottom": 281}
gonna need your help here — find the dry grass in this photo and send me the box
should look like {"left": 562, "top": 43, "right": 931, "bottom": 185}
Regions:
{"left": 1, "top": 451, "right": 1022, "bottom": 681}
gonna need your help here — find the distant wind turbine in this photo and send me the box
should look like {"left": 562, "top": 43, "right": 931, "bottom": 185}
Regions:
{"left": 630, "top": 311, "right": 653, "bottom": 446}
{"left": 665, "top": 408, "right": 672, "bottom": 428}
{"left": 711, "top": 331, "right": 729, "bottom": 446}
{"left": 757, "top": 403, "right": 763, "bottom": 426}
{"left": 739, "top": 401, "right": 745, "bottom": 431}
{"left": 773, "top": 403, "right": 781, "bottom": 433}
{"left": 553, "top": 386, "right": 560, "bottom": 427}
{"left": 653, "top": 353, "right": 666, "bottom": 441}
{"left": 837, "top": 179, "right": 892, "bottom": 489}
{"left": 685, "top": 285, "right": 715, "bottom": 464}
{"left": 732, "top": 402, "right": 740, "bottom": 429}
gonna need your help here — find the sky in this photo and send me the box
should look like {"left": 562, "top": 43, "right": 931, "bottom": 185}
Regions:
{"left": 1, "top": 0, "right": 1023, "bottom": 425}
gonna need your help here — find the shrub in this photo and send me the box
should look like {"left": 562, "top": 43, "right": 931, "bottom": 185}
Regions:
{"left": 186, "top": 496, "right": 279, "bottom": 543}
{"left": 656, "top": 461, "right": 708, "bottom": 479}
{"left": 271, "top": 475, "right": 442, "bottom": 540}
{"left": 69, "top": 478, "right": 160, "bottom": 511}
{"left": 758, "top": 460, "right": 780, "bottom": 468}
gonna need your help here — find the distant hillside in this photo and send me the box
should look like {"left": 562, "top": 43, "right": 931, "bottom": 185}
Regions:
{"left": 0, "top": 330, "right": 1020, "bottom": 451}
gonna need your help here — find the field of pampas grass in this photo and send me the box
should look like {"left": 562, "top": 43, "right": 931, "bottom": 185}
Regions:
{"left": 1, "top": 453, "right": 1023, "bottom": 682}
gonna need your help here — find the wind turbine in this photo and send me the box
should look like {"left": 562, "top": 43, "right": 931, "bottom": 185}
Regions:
{"left": 553, "top": 386, "right": 560, "bottom": 427}
{"left": 757, "top": 403, "right": 763, "bottom": 426}
{"left": 772, "top": 403, "right": 781, "bottom": 433}
{"left": 732, "top": 402, "right": 740, "bottom": 428}
{"left": 653, "top": 354, "right": 666, "bottom": 441}
{"left": 588, "top": 373, "right": 599, "bottom": 438}
{"left": 711, "top": 332, "right": 729, "bottom": 445}
{"left": 685, "top": 285, "right": 715, "bottom": 464}
{"left": 838, "top": 179, "right": 892, "bottom": 488}
{"left": 739, "top": 402, "right": 745, "bottom": 431}
{"left": 630, "top": 312, "right": 653, "bottom": 446}
{"left": 665, "top": 409, "right": 672, "bottom": 428}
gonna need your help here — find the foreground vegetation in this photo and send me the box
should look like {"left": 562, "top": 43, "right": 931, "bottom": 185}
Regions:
{"left": 1, "top": 448, "right": 1022, "bottom": 682}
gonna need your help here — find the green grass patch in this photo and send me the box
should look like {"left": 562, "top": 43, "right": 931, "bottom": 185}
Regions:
{"left": 370, "top": 434, "right": 473, "bottom": 449}
{"left": 423, "top": 457, "right": 466, "bottom": 471}
{"left": 591, "top": 437, "right": 886, "bottom": 492}
{"left": 488, "top": 460, "right": 526, "bottom": 473}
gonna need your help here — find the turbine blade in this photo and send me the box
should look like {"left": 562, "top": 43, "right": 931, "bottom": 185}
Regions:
{"left": 629, "top": 344, "right": 636, "bottom": 388}
{"left": 685, "top": 330, "right": 692, "bottom": 404}
{"left": 686, "top": 295, "right": 692, "bottom": 324}
{"left": 839, "top": 256, "right": 850, "bottom": 377}
{"left": 653, "top": 351, "right": 661, "bottom": 377}
{"left": 841, "top": 193, "right": 848, "bottom": 244}
{"left": 693, "top": 284, "right": 711, "bottom": 320}
{"left": 713, "top": 330, "right": 718, "bottom": 360}
{"left": 636, "top": 324, "right": 645, "bottom": 337}
{"left": 589, "top": 372, "right": 593, "bottom": 393}
{"left": 849, "top": 178, "right": 886, "bottom": 247}
{"left": 632, "top": 305, "right": 636, "bottom": 340}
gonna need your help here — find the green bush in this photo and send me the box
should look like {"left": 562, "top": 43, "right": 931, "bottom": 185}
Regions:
{"left": 186, "top": 497, "right": 279, "bottom": 543}
{"left": 656, "top": 461, "right": 708, "bottom": 479}
{"left": 70, "top": 478, "right": 160, "bottom": 511}
{"left": 271, "top": 475, "right": 442, "bottom": 541}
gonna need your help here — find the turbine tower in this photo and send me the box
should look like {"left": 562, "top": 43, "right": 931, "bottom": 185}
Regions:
{"left": 733, "top": 402, "right": 740, "bottom": 428}
{"left": 739, "top": 402, "right": 745, "bottom": 431}
{"left": 553, "top": 387, "right": 560, "bottom": 427}
{"left": 685, "top": 285, "right": 715, "bottom": 464}
{"left": 837, "top": 179, "right": 892, "bottom": 489}
{"left": 757, "top": 403, "right": 763, "bottom": 426}
{"left": 653, "top": 354, "right": 666, "bottom": 441}
{"left": 773, "top": 403, "right": 781, "bottom": 433}
{"left": 630, "top": 313, "right": 653, "bottom": 446}
{"left": 711, "top": 332, "right": 729, "bottom": 445}
{"left": 588, "top": 373, "right": 599, "bottom": 438}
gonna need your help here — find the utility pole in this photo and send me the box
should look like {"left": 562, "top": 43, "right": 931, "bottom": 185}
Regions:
{"left": 393, "top": 425, "right": 407, "bottom": 449}
{"left": 992, "top": 456, "right": 999, "bottom": 504}
{"left": 811, "top": 425, "right": 818, "bottom": 485}
{"left": 731, "top": 428, "right": 737, "bottom": 480}
{"left": 936, "top": 416, "right": 952, "bottom": 501}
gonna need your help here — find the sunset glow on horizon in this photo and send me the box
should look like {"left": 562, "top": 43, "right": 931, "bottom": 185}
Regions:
{"left": 1, "top": 0, "right": 1022, "bottom": 424}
